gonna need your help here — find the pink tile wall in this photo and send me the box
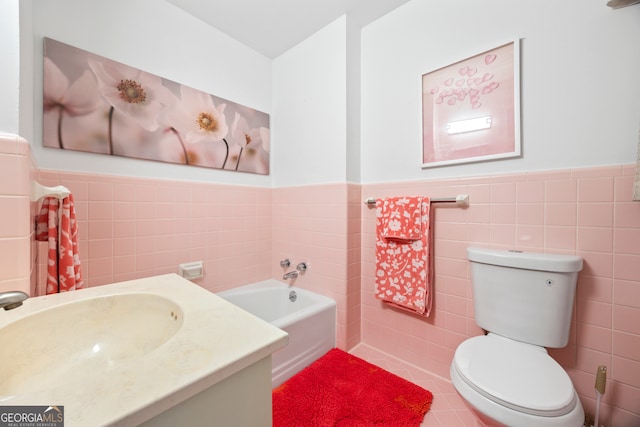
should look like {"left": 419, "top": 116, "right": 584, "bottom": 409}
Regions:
{"left": 21, "top": 160, "right": 639, "bottom": 424}
{"left": 361, "top": 165, "right": 640, "bottom": 426}
{"left": 34, "top": 170, "right": 361, "bottom": 352}
{"left": 271, "top": 183, "right": 360, "bottom": 350}
{"left": 347, "top": 183, "right": 363, "bottom": 349}
{"left": 0, "top": 134, "right": 34, "bottom": 295}
{"left": 36, "top": 170, "right": 272, "bottom": 294}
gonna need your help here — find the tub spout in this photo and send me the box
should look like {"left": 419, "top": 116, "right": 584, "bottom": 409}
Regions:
{"left": 283, "top": 270, "right": 299, "bottom": 280}
{"left": 0, "top": 291, "right": 29, "bottom": 311}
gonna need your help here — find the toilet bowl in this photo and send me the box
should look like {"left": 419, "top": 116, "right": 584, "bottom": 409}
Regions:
{"left": 450, "top": 334, "right": 584, "bottom": 427}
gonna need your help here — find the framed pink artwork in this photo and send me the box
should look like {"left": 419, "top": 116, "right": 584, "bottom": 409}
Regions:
{"left": 422, "top": 39, "right": 520, "bottom": 168}
{"left": 43, "top": 37, "right": 270, "bottom": 175}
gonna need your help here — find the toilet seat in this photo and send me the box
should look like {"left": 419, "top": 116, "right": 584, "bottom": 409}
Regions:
{"left": 452, "top": 334, "right": 577, "bottom": 417}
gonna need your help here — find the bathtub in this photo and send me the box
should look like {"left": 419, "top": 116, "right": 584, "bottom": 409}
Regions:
{"left": 217, "top": 279, "right": 336, "bottom": 388}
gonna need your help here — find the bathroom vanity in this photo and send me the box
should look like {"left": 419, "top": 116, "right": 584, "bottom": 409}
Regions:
{"left": 0, "top": 274, "right": 288, "bottom": 426}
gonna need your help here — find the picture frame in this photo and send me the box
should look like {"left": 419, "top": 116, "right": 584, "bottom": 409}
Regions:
{"left": 421, "top": 39, "right": 520, "bottom": 168}
{"left": 43, "top": 37, "right": 270, "bottom": 175}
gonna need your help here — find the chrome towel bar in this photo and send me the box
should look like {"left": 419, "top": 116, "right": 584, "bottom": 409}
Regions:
{"left": 364, "top": 195, "right": 469, "bottom": 208}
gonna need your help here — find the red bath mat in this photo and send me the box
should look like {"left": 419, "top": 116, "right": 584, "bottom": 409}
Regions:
{"left": 272, "top": 348, "right": 433, "bottom": 426}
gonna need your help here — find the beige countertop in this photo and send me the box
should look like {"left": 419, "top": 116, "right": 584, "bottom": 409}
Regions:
{"left": 0, "top": 274, "right": 288, "bottom": 426}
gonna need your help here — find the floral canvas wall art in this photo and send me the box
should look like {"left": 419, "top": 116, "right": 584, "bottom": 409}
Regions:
{"left": 422, "top": 40, "right": 520, "bottom": 168}
{"left": 43, "top": 37, "right": 270, "bottom": 174}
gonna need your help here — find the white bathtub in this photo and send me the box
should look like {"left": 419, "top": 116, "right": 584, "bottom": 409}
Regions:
{"left": 217, "top": 279, "right": 336, "bottom": 388}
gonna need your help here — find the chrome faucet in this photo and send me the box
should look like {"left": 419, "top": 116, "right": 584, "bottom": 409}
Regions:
{"left": 282, "top": 270, "right": 299, "bottom": 280}
{"left": 0, "top": 291, "right": 29, "bottom": 311}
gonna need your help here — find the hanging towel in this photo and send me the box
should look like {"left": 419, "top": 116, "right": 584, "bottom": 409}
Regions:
{"left": 36, "top": 195, "right": 84, "bottom": 294}
{"left": 375, "top": 197, "right": 432, "bottom": 316}
{"left": 380, "top": 197, "right": 423, "bottom": 241}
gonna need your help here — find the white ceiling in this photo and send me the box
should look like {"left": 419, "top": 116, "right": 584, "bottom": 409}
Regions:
{"left": 166, "top": 0, "right": 410, "bottom": 58}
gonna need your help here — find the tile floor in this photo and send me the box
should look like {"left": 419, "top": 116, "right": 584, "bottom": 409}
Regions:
{"left": 350, "top": 344, "right": 487, "bottom": 427}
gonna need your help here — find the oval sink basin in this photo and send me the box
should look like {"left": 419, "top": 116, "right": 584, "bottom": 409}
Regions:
{"left": 0, "top": 293, "right": 183, "bottom": 395}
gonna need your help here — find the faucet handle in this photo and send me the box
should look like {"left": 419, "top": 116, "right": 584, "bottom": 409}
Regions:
{"left": 296, "top": 262, "right": 308, "bottom": 272}
{"left": 280, "top": 258, "right": 291, "bottom": 268}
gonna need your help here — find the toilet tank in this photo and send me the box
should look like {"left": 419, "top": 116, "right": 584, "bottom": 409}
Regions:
{"left": 467, "top": 247, "right": 583, "bottom": 348}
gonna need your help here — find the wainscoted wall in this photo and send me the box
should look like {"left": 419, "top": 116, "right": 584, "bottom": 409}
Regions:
{"left": 32, "top": 173, "right": 360, "bottom": 351}
{"left": 271, "top": 183, "right": 362, "bottom": 351}
{"left": 36, "top": 169, "right": 273, "bottom": 293}
{"left": 0, "top": 134, "right": 36, "bottom": 295}
{"left": 361, "top": 165, "right": 640, "bottom": 426}
{"left": 5, "top": 141, "right": 638, "bottom": 424}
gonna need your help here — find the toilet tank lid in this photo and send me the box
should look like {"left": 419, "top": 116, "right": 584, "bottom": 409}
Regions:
{"left": 467, "top": 247, "right": 583, "bottom": 273}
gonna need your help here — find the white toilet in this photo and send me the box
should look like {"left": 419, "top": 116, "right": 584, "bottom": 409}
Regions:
{"left": 450, "top": 247, "right": 585, "bottom": 427}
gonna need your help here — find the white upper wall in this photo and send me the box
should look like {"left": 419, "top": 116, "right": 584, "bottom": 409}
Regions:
{"left": 272, "top": 16, "right": 348, "bottom": 187}
{"left": 0, "top": 0, "right": 20, "bottom": 134}
{"left": 360, "top": 0, "right": 640, "bottom": 183}
{"left": 27, "top": 0, "right": 273, "bottom": 186}
{"left": 15, "top": 0, "right": 640, "bottom": 187}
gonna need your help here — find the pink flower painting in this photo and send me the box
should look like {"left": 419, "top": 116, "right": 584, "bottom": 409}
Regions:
{"left": 421, "top": 40, "right": 520, "bottom": 168}
{"left": 43, "top": 38, "right": 270, "bottom": 174}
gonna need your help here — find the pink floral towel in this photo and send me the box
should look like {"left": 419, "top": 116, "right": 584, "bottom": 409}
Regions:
{"left": 36, "top": 195, "right": 84, "bottom": 294}
{"left": 380, "top": 197, "right": 423, "bottom": 241}
{"left": 375, "top": 197, "right": 432, "bottom": 316}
